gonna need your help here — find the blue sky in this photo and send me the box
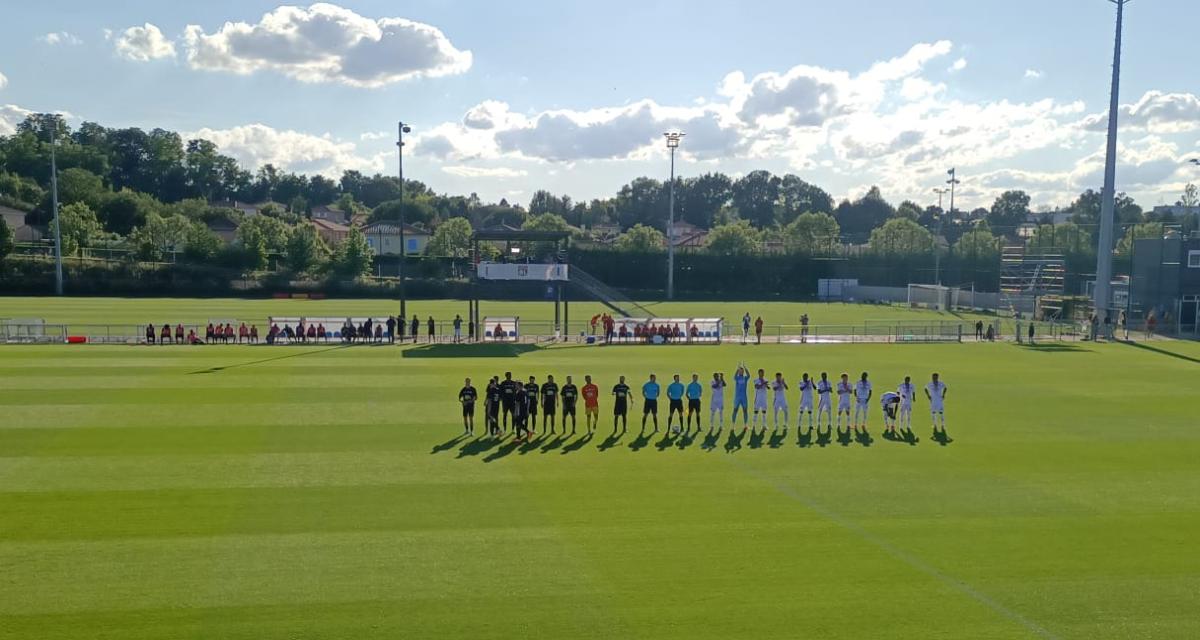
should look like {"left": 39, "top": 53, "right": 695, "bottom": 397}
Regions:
{"left": 2, "top": 0, "right": 1198, "bottom": 211}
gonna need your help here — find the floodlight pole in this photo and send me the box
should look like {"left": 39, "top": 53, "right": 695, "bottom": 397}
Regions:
{"left": 397, "top": 121, "right": 411, "bottom": 320}
{"left": 1094, "top": 0, "right": 1130, "bottom": 317}
{"left": 942, "top": 171, "right": 961, "bottom": 287}
{"left": 664, "top": 132, "right": 684, "bottom": 300}
{"left": 50, "top": 129, "right": 63, "bottom": 296}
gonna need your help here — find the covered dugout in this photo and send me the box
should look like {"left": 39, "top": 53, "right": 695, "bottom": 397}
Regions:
{"left": 482, "top": 317, "right": 520, "bottom": 341}
{"left": 609, "top": 317, "right": 723, "bottom": 344}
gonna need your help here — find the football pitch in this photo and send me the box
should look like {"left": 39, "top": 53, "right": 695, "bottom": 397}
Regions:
{"left": 1, "top": 299, "right": 1199, "bottom": 639}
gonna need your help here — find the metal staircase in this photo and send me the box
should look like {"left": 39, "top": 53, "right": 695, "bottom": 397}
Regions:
{"left": 1000, "top": 245, "right": 1067, "bottom": 318}
{"left": 569, "top": 267, "right": 654, "bottom": 318}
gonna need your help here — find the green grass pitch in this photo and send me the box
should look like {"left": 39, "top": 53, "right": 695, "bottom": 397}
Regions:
{"left": 1, "top": 298, "right": 1198, "bottom": 639}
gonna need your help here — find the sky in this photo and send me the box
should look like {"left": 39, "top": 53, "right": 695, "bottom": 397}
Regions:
{"left": 2, "top": 0, "right": 1198, "bottom": 212}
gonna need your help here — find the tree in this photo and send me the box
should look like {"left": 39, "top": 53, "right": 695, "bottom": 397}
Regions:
{"left": 776, "top": 174, "right": 833, "bottom": 223}
{"left": 528, "top": 190, "right": 572, "bottom": 216}
{"left": 284, "top": 224, "right": 329, "bottom": 274}
{"left": 952, "top": 223, "right": 1000, "bottom": 262}
{"left": 0, "top": 216, "right": 12, "bottom": 261}
{"left": 704, "top": 220, "right": 761, "bottom": 256}
{"left": 331, "top": 227, "right": 373, "bottom": 277}
{"left": 236, "top": 214, "right": 290, "bottom": 255}
{"left": 370, "top": 198, "right": 436, "bottom": 227}
{"left": 868, "top": 218, "right": 935, "bottom": 257}
{"left": 894, "top": 200, "right": 923, "bottom": 222}
{"left": 1116, "top": 222, "right": 1164, "bottom": 257}
{"left": 1028, "top": 222, "right": 1092, "bottom": 257}
{"left": 731, "top": 170, "right": 781, "bottom": 227}
{"left": 614, "top": 177, "right": 666, "bottom": 230}
{"left": 425, "top": 217, "right": 473, "bottom": 258}
{"left": 128, "top": 213, "right": 195, "bottom": 261}
{"left": 835, "top": 186, "right": 895, "bottom": 238}
{"left": 615, "top": 224, "right": 665, "bottom": 252}
{"left": 987, "top": 190, "right": 1031, "bottom": 234}
{"left": 676, "top": 173, "right": 732, "bottom": 228}
{"left": 1177, "top": 183, "right": 1198, "bottom": 208}
{"left": 97, "top": 189, "right": 160, "bottom": 235}
{"left": 55, "top": 168, "right": 106, "bottom": 208}
{"left": 183, "top": 223, "right": 222, "bottom": 263}
{"left": 782, "top": 212, "right": 840, "bottom": 255}
{"left": 57, "top": 202, "right": 105, "bottom": 256}
{"left": 307, "top": 175, "right": 339, "bottom": 206}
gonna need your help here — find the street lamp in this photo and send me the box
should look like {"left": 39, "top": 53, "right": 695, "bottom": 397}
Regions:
{"left": 397, "top": 121, "right": 412, "bottom": 319}
{"left": 49, "top": 129, "right": 64, "bottom": 296}
{"left": 664, "top": 131, "right": 685, "bottom": 300}
{"left": 932, "top": 187, "right": 948, "bottom": 211}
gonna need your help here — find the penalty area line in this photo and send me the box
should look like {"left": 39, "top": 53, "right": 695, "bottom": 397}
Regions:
{"left": 725, "top": 455, "right": 1060, "bottom": 640}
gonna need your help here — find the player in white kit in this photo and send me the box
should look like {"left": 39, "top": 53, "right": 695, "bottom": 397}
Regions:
{"left": 880, "top": 391, "right": 900, "bottom": 436}
{"left": 853, "top": 371, "right": 872, "bottom": 435}
{"left": 815, "top": 372, "right": 834, "bottom": 437}
{"left": 836, "top": 373, "right": 853, "bottom": 437}
{"left": 709, "top": 372, "right": 726, "bottom": 432}
{"left": 752, "top": 368, "right": 770, "bottom": 432}
{"left": 925, "top": 372, "right": 948, "bottom": 439}
{"left": 771, "top": 372, "right": 789, "bottom": 432}
{"left": 897, "top": 375, "right": 917, "bottom": 437}
{"left": 797, "top": 372, "right": 815, "bottom": 433}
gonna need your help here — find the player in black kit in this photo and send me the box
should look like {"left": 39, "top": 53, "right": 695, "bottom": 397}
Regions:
{"left": 560, "top": 375, "right": 579, "bottom": 433}
{"left": 458, "top": 377, "right": 477, "bottom": 435}
{"left": 540, "top": 374, "right": 559, "bottom": 433}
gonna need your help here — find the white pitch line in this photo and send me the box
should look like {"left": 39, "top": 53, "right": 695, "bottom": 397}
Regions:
{"left": 727, "top": 456, "right": 1060, "bottom": 640}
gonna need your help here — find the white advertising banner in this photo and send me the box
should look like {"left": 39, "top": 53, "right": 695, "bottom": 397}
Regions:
{"left": 477, "top": 262, "right": 569, "bottom": 281}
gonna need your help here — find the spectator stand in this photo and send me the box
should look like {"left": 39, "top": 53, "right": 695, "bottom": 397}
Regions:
{"left": 267, "top": 316, "right": 394, "bottom": 343}
{"left": 482, "top": 317, "right": 520, "bottom": 342}
{"left": 609, "top": 317, "right": 724, "bottom": 344}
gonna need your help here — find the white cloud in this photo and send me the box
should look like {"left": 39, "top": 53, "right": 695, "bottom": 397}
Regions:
{"left": 40, "top": 31, "right": 83, "bottom": 46}
{"left": 949, "top": 57, "right": 968, "bottom": 72}
{"left": 187, "top": 124, "right": 384, "bottom": 176}
{"left": 1078, "top": 90, "right": 1200, "bottom": 134}
{"left": 1024, "top": 69, "right": 1043, "bottom": 80}
{"left": 182, "top": 3, "right": 471, "bottom": 88}
{"left": 115, "top": 23, "right": 177, "bottom": 61}
{"left": 359, "top": 130, "right": 390, "bottom": 140}
{"left": 0, "top": 72, "right": 7, "bottom": 91}
{"left": 441, "top": 165, "right": 527, "bottom": 179}
{"left": 0, "top": 104, "right": 33, "bottom": 135}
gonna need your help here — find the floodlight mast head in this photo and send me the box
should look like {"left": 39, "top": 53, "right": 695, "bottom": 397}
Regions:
{"left": 664, "top": 131, "right": 685, "bottom": 148}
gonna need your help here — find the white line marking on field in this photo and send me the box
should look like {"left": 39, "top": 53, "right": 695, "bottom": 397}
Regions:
{"left": 727, "top": 456, "right": 1060, "bottom": 640}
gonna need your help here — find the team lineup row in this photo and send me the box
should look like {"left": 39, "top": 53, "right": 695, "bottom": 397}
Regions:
{"left": 457, "top": 366, "right": 951, "bottom": 444}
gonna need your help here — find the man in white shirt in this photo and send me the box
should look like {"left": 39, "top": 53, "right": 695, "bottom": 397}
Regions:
{"left": 836, "top": 373, "right": 853, "bottom": 438}
{"left": 853, "top": 371, "right": 872, "bottom": 435}
{"left": 709, "top": 372, "right": 726, "bottom": 432}
{"left": 771, "top": 372, "right": 789, "bottom": 433}
{"left": 815, "top": 372, "right": 834, "bottom": 437}
{"left": 924, "top": 372, "right": 949, "bottom": 440}
{"left": 880, "top": 391, "right": 900, "bottom": 436}
{"left": 797, "top": 373, "right": 815, "bottom": 433}
{"left": 752, "top": 368, "right": 770, "bottom": 432}
{"left": 897, "top": 376, "right": 917, "bottom": 437}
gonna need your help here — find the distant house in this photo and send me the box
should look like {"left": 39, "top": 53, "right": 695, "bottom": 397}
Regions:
{"left": 208, "top": 200, "right": 285, "bottom": 217}
{"left": 0, "top": 205, "right": 43, "bottom": 243}
{"left": 311, "top": 218, "right": 350, "bottom": 245}
{"left": 311, "top": 205, "right": 350, "bottom": 224}
{"left": 668, "top": 221, "right": 708, "bottom": 249}
{"left": 205, "top": 217, "right": 239, "bottom": 243}
{"left": 360, "top": 221, "right": 431, "bottom": 256}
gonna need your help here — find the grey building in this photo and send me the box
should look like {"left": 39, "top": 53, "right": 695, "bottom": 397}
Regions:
{"left": 1130, "top": 235, "right": 1200, "bottom": 333}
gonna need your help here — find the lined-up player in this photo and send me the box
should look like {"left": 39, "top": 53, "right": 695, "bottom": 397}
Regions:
{"left": 836, "top": 373, "right": 853, "bottom": 437}
{"left": 853, "top": 372, "right": 872, "bottom": 435}
{"left": 752, "top": 368, "right": 770, "bottom": 432}
{"left": 458, "top": 377, "right": 477, "bottom": 435}
{"left": 540, "top": 374, "right": 559, "bottom": 434}
{"left": 797, "top": 373, "right": 815, "bottom": 433}
{"left": 731, "top": 366, "right": 750, "bottom": 429}
{"left": 816, "top": 372, "right": 834, "bottom": 436}
{"left": 666, "top": 374, "right": 686, "bottom": 434}
{"left": 897, "top": 375, "right": 917, "bottom": 436}
{"left": 582, "top": 375, "right": 600, "bottom": 433}
{"left": 560, "top": 376, "right": 579, "bottom": 433}
{"left": 686, "top": 374, "right": 704, "bottom": 433}
{"left": 612, "top": 375, "right": 631, "bottom": 435}
{"left": 771, "top": 372, "right": 789, "bottom": 433}
{"left": 925, "top": 372, "right": 949, "bottom": 439}
{"left": 709, "top": 372, "right": 726, "bottom": 431}
{"left": 880, "top": 390, "right": 900, "bottom": 436}
{"left": 485, "top": 376, "right": 501, "bottom": 436}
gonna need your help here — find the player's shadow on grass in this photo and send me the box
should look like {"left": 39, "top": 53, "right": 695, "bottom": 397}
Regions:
{"left": 482, "top": 437, "right": 521, "bottom": 463}
{"left": 768, "top": 430, "right": 787, "bottom": 449}
{"left": 457, "top": 434, "right": 502, "bottom": 458}
{"left": 518, "top": 435, "right": 544, "bottom": 455}
{"left": 700, "top": 429, "right": 721, "bottom": 451}
{"left": 1122, "top": 340, "right": 1200, "bottom": 365}
{"left": 654, "top": 432, "right": 677, "bottom": 451}
{"left": 628, "top": 431, "right": 652, "bottom": 452}
{"left": 837, "top": 429, "right": 854, "bottom": 447}
{"left": 431, "top": 434, "right": 467, "bottom": 454}
{"left": 187, "top": 345, "right": 348, "bottom": 374}
{"left": 931, "top": 431, "right": 954, "bottom": 446}
{"left": 814, "top": 429, "right": 833, "bottom": 448}
{"left": 675, "top": 428, "right": 699, "bottom": 450}
{"left": 402, "top": 343, "right": 539, "bottom": 359}
{"left": 597, "top": 430, "right": 625, "bottom": 451}
{"left": 855, "top": 430, "right": 874, "bottom": 447}
{"left": 1015, "top": 342, "right": 1090, "bottom": 353}
{"left": 747, "top": 429, "right": 766, "bottom": 449}
{"left": 560, "top": 432, "right": 593, "bottom": 454}
{"left": 724, "top": 429, "right": 745, "bottom": 453}
{"left": 796, "top": 428, "right": 814, "bottom": 448}
{"left": 539, "top": 434, "right": 566, "bottom": 453}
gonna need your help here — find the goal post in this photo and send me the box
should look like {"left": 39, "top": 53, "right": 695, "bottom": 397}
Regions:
{"left": 907, "top": 284, "right": 959, "bottom": 311}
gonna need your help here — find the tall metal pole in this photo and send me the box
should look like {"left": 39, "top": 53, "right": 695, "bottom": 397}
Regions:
{"left": 667, "top": 145, "right": 676, "bottom": 300}
{"left": 1094, "top": 0, "right": 1129, "bottom": 316}
{"left": 942, "top": 171, "right": 960, "bottom": 287}
{"left": 663, "top": 132, "right": 684, "bottom": 300}
{"left": 397, "top": 122, "right": 410, "bottom": 320}
{"left": 50, "top": 129, "right": 63, "bottom": 296}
